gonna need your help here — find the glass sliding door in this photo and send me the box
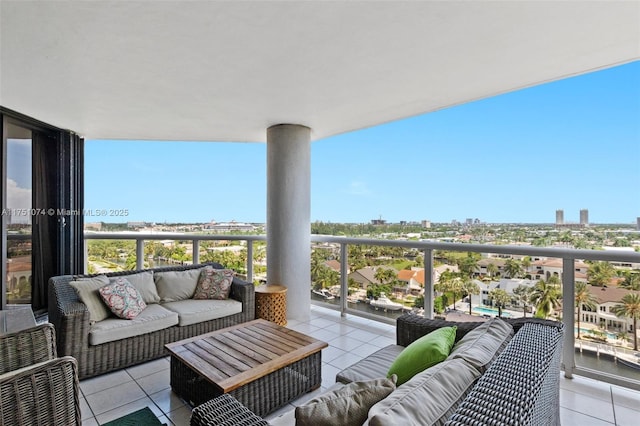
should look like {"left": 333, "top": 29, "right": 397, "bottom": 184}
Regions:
{"left": 4, "top": 122, "right": 33, "bottom": 306}
{"left": 1, "top": 108, "right": 85, "bottom": 312}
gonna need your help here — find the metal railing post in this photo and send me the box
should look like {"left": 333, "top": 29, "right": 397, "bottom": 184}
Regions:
{"left": 192, "top": 239, "right": 200, "bottom": 265}
{"left": 246, "top": 239, "right": 254, "bottom": 283}
{"left": 340, "top": 242, "right": 348, "bottom": 317}
{"left": 136, "top": 239, "right": 144, "bottom": 270}
{"left": 423, "top": 249, "right": 434, "bottom": 319}
{"left": 562, "top": 257, "right": 576, "bottom": 378}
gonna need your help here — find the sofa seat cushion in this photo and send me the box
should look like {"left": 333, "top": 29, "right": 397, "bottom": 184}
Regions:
{"left": 89, "top": 304, "right": 179, "bottom": 345}
{"left": 447, "top": 317, "right": 514, "bottom": 373}
{"left": 162, "top": 299, "right": 243, "bottom": 326}
{"left": 367, "top": 358, "right": 481, "bottom": 426}
{"left": 336, "top": 345, "right": 404, "bottom": 384}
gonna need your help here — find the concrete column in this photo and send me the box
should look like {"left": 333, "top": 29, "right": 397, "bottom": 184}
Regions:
{"left": 267, "top": 124, "right": 311, "bottom": 322}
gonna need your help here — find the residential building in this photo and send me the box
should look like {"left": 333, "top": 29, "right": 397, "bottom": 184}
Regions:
{"left": 580, "top": 285, "right": 636, "bottom": 333}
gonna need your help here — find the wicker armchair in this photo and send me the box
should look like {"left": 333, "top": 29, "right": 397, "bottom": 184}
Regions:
{"left": 0, "top": 324, "right": 81, "bottom": 426}
{"left": 0, "top": 323, "right": 57, "bottom": 374}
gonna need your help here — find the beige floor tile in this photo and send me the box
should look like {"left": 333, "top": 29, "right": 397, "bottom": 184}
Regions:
{"left": 327, "top": 335, "right": 370, "bottom": 352}
{"left": 321, "top": 363, "right": 341, "bottom": 388}
{"left": 611, "top": 384, "right": 640, "bottom": 411}
{"left": 307, "top": 327, "right": 340, "bottom": 343}
{"left": 347, "top": 328, "right": 384, "bottom": 343}
{"left": 85, "top": 381, "right": 146, "bottom": 415}
{"left": 80, "top": 369, "right": 133, "bottom": 396}
{"left": 81, "top": 417, "right": 99, "bottom": 426}
{"left": 349, "top": 342, "right": 382, "bottom": 358}
{"left": 560, "top": 374, "right": 613, "bottom": 403}
{"left": 150, "top": 388, "right": 187, "bottom": 415}
{"left": 165, "top": 404, "right": 192, "bottom": 426}
{"left": 327, "top": 352, "right": 364, "bottom": 370}
{"left": 309, "top": 317, "right": 337, "bottom": 328}
{"left": 322, "top": 345, "right": 347, "bottom": 363}
{"left": 136, "top": 368, "right": 171, "bottom": 395}
{"left": 126, "top": 357, "right": 170, "bottom": 379}
{"left": 560, "top": 389, "right": 615, "bottom": 423}
{"left": 560, "top": 407, "right": 614, "bottom": 425}
{"left": 613, "top": 404, "right": 640, "bottom": 426}
{"left": 79, "top": 396, "right": 93, "bottom": 420}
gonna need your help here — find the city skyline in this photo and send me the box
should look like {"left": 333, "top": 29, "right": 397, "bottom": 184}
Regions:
{"left": 85, "top": 61, "right": 640, "bottom": 225}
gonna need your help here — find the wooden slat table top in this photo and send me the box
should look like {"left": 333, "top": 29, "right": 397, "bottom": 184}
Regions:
{"left": 166, "top": 319, "right": 327, "bottom": 393}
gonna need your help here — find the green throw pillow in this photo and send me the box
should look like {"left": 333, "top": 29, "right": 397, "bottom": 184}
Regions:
{"left": 387, "top": 326, "right": 457, "bottom": 385}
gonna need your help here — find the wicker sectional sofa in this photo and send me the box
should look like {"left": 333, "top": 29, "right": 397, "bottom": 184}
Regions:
{"left": 48, "top": 263, "right": 255, "bottom": 379}
{"left": 191, "top": 314, "right": 564, "bottom": 425}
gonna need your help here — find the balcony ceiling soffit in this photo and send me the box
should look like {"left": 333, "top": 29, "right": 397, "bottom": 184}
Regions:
{"left": 1, "top": 1, "right": 638, "bottom": 142}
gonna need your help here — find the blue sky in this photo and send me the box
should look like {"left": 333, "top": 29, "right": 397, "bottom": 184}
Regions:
{"left": 86, "top": 61, "right": 640, "bottom": 225}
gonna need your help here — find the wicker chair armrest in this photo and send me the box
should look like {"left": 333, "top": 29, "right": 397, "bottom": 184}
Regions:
{"left": 48, "top": 275, "right": 92, "bottom": 357}
{"left": 230, "top": 276, "right": 256, "bottom": 319}
{"left": 396, "top": 314, "right": 487, "bottom": 346}
{"left": 0, "top": 356, "right": 81, "bottom": 426}
{"left": 0, "top": 323, "right": 57, "bottom": 374}
{"left": 191, "top": 394, "right": 269, "bottom": 426}
{"left": 445, "top": 322, "right": 564, "bottom": 426}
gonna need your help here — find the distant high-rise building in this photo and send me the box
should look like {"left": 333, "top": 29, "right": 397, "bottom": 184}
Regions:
{"left": 637, "top": 217, "right": 640, "bottom": 231}
{"left": 556, "top": 209, "right": 564, "bottom": 225}
{"left": 421, "top": 220, "right": 431, "bottom": 228}
{"left": 580, "top": 209, "right": 589, "bottom": 225}
{"left": 465, "top": 218, "right": 473, "bottom": 226}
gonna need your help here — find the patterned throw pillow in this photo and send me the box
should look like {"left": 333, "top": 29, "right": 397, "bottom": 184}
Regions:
{"left": 99, "top": 277, "right": 147, "bottom": 319}
{"left": 192, "top": 267, "right": 234, "bottom": 300}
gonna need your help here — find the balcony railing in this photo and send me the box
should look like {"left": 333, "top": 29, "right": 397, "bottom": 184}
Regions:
{"left": 84, "top": 231, "right": 640, "bottom": 391}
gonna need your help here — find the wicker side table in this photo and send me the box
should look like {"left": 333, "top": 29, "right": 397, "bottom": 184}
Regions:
{"left": 255, "top": 285, "right": 287, "bottom": 326}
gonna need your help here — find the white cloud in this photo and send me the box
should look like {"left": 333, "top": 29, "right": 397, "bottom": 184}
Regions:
{"left": 6, "top": 179, "right": 31, "bottom": 224}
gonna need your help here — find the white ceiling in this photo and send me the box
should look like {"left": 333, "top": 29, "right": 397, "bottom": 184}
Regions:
{"left": 1, "top": 1, "right": 638, "bottom": 142}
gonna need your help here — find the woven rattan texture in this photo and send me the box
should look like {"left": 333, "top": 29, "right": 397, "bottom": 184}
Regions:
{"left": 445, "top": 322, "right": 564, "bottom": 426}
{"left": 48, "top": 263, "right": 256, "bottom": 379}
{"left": 255, "top": 288, "right": 287, "bottom": 326}
{"left": 172, "top": 351, "right": 321, "bottom": 418}
{"left": 0, "top": 323, "right": 56, "bottom": 374}
{"left": 190, "top": 394, "right": 269, "bottom": 426}
{"left": 0, "top": 355, "right": 81, "bottom": 426}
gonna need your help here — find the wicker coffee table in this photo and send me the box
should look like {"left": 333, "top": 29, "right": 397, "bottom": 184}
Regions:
{"left": 165, "top": 319, "right": 327, "bottom": 417}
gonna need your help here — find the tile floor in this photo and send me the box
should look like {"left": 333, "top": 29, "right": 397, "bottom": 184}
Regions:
{"left": 79, "top": 305, "right": 640, "bottom": 425}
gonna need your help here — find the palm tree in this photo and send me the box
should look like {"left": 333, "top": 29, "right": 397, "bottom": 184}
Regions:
{"left": 587, "top": 261, "right": 616, "bottom": 287}
{"left": 503, "top": 259, "right": 523, "bottom": 279}
{"left": 488, "top": 288, "right": 510, "bottom": 318}
{"left": 620, "top": 271, "right": 640, "bottom": 291}
{"left": 512, "top": 284, "right": 533, "bottom": 317}
{"left": 521, "top": 256, "right": 531, "bottom": 278}
{"left": 374, "top": 267, "right": 397, "bottom": 286}
{"left": 575, "top": 282, "right": 597, "bottom": 339}
{"left": 457, "top": 253, "right": 479, "bottom": 278}
{"left": 530, "top": 278, "right": 561, "bottom": 319}
{"left": 434, "top": 274, "right": 464, "bottom": 310}
{"left": 486, "top": 263, "right": 499, "bottom": 280}
{"left": 461, "top": 279, "right": 480, "bottom": 315}
{"left": 611, "top": 293, "right": 640, "bottom": 351}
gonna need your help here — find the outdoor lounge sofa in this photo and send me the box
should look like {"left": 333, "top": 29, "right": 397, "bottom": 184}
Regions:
{"left": 190, "top": 314, "right": 564, "bottom": 425}
{"left": 48, "top": 262, "right": 255, "bottom": 379}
